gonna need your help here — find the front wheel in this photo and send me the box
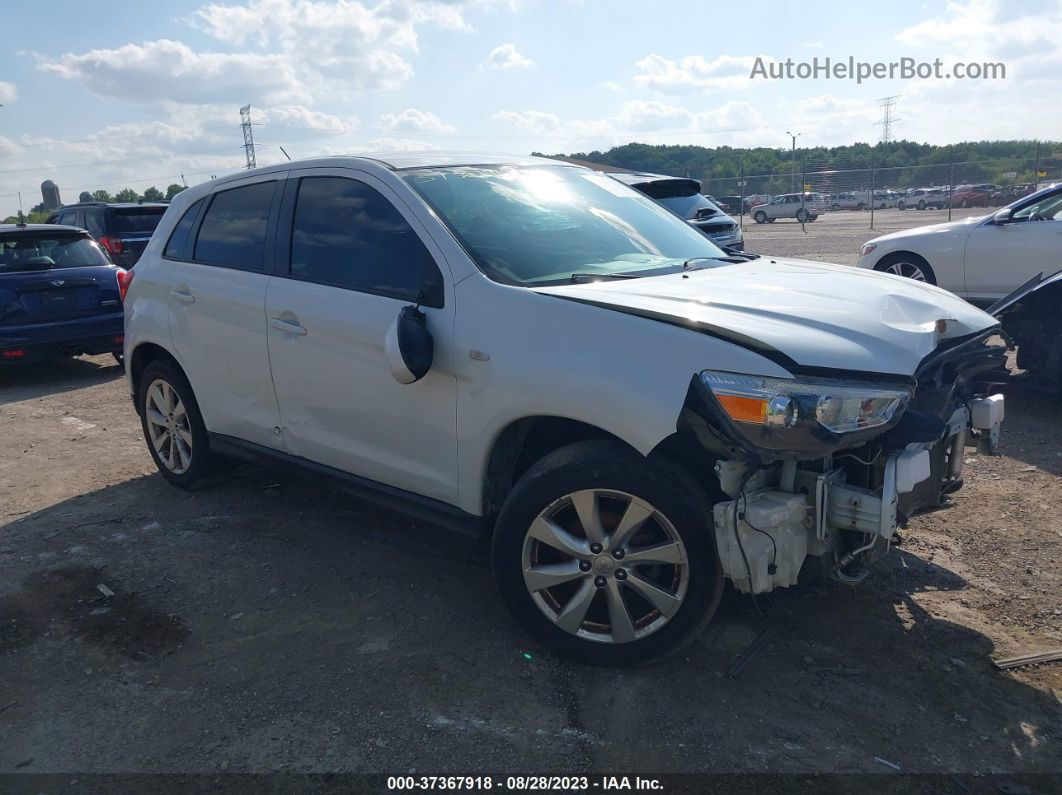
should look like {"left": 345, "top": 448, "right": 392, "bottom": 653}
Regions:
{"left": 138, "top": 359, "right": 215, "bottom": 489}
{"left": 873, "top": 252, "right": 936, "bottom": 284}
{"left": 918, "top": 200, "right": 927, "bottom": 210}
{"left": 492, "top": 441, "right": 723, "bottom": 667}
{"left": 753, "top": 210, "right": 767, "bottom": 224}
{"left": 795, "top": 208, "right": 806, "bottom": 222}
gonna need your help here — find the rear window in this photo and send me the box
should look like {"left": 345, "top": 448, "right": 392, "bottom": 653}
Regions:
{"left": 635, "top": 182, "right": 723, "bottom": 220}
{"left": 112, "top": 207, "right": 166, "bottom": 234}
{"left": 0, "top": 233, "right": 110, "bottom": 273}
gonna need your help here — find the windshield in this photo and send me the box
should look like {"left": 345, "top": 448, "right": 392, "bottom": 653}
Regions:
{"left": 0, "top": 233, "right": 110, "bottom": 272}
{"left": 403, "top": 166, "right": 729, "bottom": 286}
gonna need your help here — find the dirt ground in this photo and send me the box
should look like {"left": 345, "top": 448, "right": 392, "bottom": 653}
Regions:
{"left": 1, "top": 208, "right": 1060, "bottom": 781}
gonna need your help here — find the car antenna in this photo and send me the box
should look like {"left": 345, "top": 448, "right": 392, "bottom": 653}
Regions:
{"left": 279, "top": 146, "right": 292, "bottom": 162}
{"left": 16, "top": 191, "right": 25, "bottom": 226}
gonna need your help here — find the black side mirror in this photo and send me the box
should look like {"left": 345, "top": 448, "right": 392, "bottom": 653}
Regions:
{"left": 991, "top": 208, "right": 1014, "bottom": 225}
{"left": 385, "top": 305, "right": 434, "bottom": 384}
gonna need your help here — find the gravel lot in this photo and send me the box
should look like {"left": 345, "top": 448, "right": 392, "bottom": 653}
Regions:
{"left": 1, "top": 206, "right": 1059, "bottom": 783}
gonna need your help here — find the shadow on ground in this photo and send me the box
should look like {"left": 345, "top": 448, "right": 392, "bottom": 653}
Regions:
{"left": 0, "top": 355, "right": 123, "bottom": 405}
{"left": 0, "top": 464, "right": 1058, "bottom": 776}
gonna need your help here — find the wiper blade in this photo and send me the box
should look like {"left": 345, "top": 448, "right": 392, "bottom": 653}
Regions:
{"left": 569, "top": 272, "right": 641, "bottom": 283}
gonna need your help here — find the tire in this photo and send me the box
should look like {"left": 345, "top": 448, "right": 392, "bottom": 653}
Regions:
{"left": 897, "top": 201, "right": 906, "bottom": 211}
{"left": 753, "top": 210, "right": 767, "bottom": 224}
{"left": 918, "top": 200, "right": 927, "bottom": 210}
{"left": 492, "top": 440, "right": 724, "bottom": 667}
{"left": 873, "top": 252, "right": 937, "bottom": 284}
{"left": 137, "top": 359, "right": 215, "bottom": 489}
{"left": 795, "top": 208, "right": 806, "bottom": 222}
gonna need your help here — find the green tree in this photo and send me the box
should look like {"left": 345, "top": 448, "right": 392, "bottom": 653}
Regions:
{"left": 114, "top": 188, "right": 140, "bottom": 202}
{"left": 165, "top": 183, "right": 187, "bottom": 199}
{"left": 142, "top": 186, "right": 164, "bottom": 201}
{"left": 92, "top": 189, "right": 113, "bottom": 202}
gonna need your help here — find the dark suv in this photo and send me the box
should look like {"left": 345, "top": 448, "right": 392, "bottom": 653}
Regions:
{"left": 46, "top": 202, "right": 168, "bottom": 268}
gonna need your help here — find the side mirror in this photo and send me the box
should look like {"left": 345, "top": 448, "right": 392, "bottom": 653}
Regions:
{"left": 992, "top": 208, "right": 1014, "bottom": 225}
{"left": 385, "top": 305, "right": 434, "bottom": 384}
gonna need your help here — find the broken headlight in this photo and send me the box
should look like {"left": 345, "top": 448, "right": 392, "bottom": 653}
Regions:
{"left": 699, "top": 370, "right": 911, "bottom": 454}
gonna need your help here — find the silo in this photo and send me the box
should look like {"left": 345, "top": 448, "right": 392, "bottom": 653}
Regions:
{"left": 41, "top": 180, "right": 62, "bottom": 210}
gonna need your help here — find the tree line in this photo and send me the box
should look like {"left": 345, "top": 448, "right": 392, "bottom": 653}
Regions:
{"left": 3, "top": 183, "right": 188, "bottom": 225}
{"left": 539, "top": 139, "right": 1060, "bottom": 194}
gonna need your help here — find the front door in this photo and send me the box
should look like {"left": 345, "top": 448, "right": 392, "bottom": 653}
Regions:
{"left": 963, "top": 189, "right": 1062, "bottom": 299}
{"left": 265, "top": 169, "right": 460, "bottom": 505}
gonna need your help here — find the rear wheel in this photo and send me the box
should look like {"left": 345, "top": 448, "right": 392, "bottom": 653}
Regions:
{"left": 795, "top": 208, "right": 807, "bottom": 222}
{"left": 874, "top": 252, "right": 936, "bottom": 284}
{"left": 492, "top": 441, "right": 723, "bottom": 667}
{"left": 918, "top": 200, "right": 927, "bottom": 210}
{"left": 138, "top": 360, "right": 214, "bottom": 489}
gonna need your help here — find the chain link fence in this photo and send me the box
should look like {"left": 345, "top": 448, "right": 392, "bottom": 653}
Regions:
{"left": 701, "top": 153, "right": 1060, "bottom": 231}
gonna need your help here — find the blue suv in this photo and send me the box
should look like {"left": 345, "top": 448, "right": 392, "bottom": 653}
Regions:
{"left": 0, "top": 224, "right": 127, "bottom": 365}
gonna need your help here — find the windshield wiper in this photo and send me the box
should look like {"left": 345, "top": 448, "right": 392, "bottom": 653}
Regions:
{"left": 569, "top": 272, "right": 641, "bottom": 283}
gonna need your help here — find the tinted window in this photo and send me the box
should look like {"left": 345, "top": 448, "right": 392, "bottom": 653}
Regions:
{"left": 164, "top": 198, "right": 206, "bottom": 259}
{"left": 194, "top": 182, "right": 275, "bottom": 270}
{"left": 0, "top": 233, "right": 109, "bottom": 272}
{"left": 112, "top": 207, "right": 166, "bottom": 234}
{"left": 84, "top": 209, "right": 106, "bottom": 238}
{"left": 290, "top": 177, "right": 442, "bottom": 306}
{"left": 57, "top": 211, "right": 77, "bottom": 226}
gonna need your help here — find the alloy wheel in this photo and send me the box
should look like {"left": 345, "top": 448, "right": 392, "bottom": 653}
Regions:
{"left": 881, "top": 260, "right": 927, "bottom": 281}
{"left": 144, "top": 378, "right": 193, "bottom": 475}
{"left": 521, "top": 489, "right": 688, "bottom": 644}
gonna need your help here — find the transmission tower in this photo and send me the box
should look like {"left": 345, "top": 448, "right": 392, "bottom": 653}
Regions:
{"left": 240, "top": 104, "right": 257, "bottom": 170}
{"left": 875, "top": 96, "right": 900, "bottom": 144}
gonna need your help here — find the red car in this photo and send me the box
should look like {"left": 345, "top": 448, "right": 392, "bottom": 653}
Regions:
{"left": 950, "top": 185, "right": 993, "bottom": 208}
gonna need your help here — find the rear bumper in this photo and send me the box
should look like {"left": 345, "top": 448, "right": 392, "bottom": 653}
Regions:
{"left": 1, "top": 312, "right": 124, "bottom": 364}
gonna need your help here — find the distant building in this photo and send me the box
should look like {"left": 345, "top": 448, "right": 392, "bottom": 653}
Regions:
{"left": 41, "top": 180, "right": 61, "bottom": 211}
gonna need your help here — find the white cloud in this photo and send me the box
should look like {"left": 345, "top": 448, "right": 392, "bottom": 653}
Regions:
{"left": 633, "top": 53, "right": 766, "bottom": 93}
{"left": 485, "top": 43, "right": 533, "bottom": 70}
{"left": 39, "top": 39, "right": 306, "bottom": 105}
{"left": 378, "top": 108, "right": 454, "bottom": 133}
{"left": 0, "top": 81, "right": 16, "bottom": 104}
{"left": 259, "top": 104, "right": 358, "bottom": 133}
{"left": 601, "top": 80, "right": 622, "bottom": 92}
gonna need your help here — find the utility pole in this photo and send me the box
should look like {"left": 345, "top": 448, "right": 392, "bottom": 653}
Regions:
{"left": 786, "top": 131, "right": 801, "bottom": 193}
{"left": 875, "top": 95, "right": 900, "bottom": 144}
{"left": 240, "top": 104, "right": 257, "bottom": 170}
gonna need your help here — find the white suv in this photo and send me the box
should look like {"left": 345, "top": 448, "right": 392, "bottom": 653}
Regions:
{"left": 752, "top": 193, "right": 823, "bottom": 223}
{"left": 124, "top": 154, "right": 1006, "bottom": 666}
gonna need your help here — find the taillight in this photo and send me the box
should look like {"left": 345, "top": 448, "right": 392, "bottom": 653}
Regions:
{"left": 98, "top": 236, "right": 123, "bottom": 256}
{"left": 2, "top": 349, "right": 25, "bottom": 359}
{"left": 116, "top": 268, "right": 134, "bottom": 302}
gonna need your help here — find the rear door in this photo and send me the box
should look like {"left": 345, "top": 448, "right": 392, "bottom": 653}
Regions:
{"left": 265, "top": 168, "right": 460, "bottom": 504}
{"left": 164, "top": 175, "right": 284, "bottom": 448}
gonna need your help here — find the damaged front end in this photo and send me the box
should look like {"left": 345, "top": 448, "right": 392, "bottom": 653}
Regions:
{"left": 680, "top": 330, "right": 1008, "bottom": 592}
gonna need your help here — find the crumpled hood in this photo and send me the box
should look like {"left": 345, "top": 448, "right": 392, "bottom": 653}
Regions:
{"left": 534, "top": 257, "right": 999, "bottom": 376}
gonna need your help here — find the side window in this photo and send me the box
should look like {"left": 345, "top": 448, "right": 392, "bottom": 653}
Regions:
{"left": 193, "top": 182, "right": 275, "bottom": 270}
{"left": 288, "top": 176, "right": 443, "bottom": 307}
{"left": 57, "top": 211, "right": 77, "bottom": 226}
{"left": 164, "top": 198, "right": 206, "bottom": 259}
{"left": 84, "top": 209, "right": 105, "bottom": 238}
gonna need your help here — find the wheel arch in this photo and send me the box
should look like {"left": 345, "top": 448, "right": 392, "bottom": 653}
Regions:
{"left": 873, "top": 249, "right": 937, "bottom": 284}
{"left": 129, "top": 342, "right": 185, "bottom": 414}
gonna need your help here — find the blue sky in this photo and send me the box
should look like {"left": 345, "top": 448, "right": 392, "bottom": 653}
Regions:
{"left": 1, "top": 0, "right": 1057, "bottom": 215}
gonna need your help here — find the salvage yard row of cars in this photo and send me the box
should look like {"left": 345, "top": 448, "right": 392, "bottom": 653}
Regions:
{"left": 1, "top": 154, "right": 1057, "bottom": 666}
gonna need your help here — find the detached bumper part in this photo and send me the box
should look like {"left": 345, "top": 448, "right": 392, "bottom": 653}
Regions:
{"left": 710, "top": 394, "right": 1002, "bottom": 594}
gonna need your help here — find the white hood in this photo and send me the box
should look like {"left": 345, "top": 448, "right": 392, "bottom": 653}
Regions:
{"left": 869, "top": 214, "right": 985, "bottom": 244}
{"left": 534, "top": 257, "right": 999, "bottom": 376}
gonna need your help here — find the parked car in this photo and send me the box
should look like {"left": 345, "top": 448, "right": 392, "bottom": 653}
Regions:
{"left": 46, "top": 201, "right": 169, "bottom": 268}
{"left": 857, "top": 183, "right": 1062, "bottom": 301}
{"left": 950, "top": 184, "right": 994, "bottom": 208}
{"left": 751, "top": 192, "right": 822, "bottom": 223}
{"left": 872, "top": 191, "right": 898, "bottom": 209}
{"left": 0, "top": 223, "right": 127, "bottom": 364}
{"left": 611, "top": 172, "right": 743, "bottom": 250}
{"left": 714, "top": 195, "right": 752, "bottom": 215}
{"left": 124, "top": 153, "right": 1006, "bottom": 666}
{"left": 990, "top": 184, "right": 1035, "bottom": 205}
{"left": 828, "top": 192, "right": 866, "bottom": 211}
{"left": 992, "top": 269, "right": 1062, "bottom": 390}
{"left": 897, "top": 188, "right": 947, "bottom": 211}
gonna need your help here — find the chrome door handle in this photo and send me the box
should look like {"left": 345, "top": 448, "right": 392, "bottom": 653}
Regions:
{"left": 170, "top": 290, "right": 195, "bottom": 304}
{"left": 269, "top": 317, "right": 307, "bottom": 336}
